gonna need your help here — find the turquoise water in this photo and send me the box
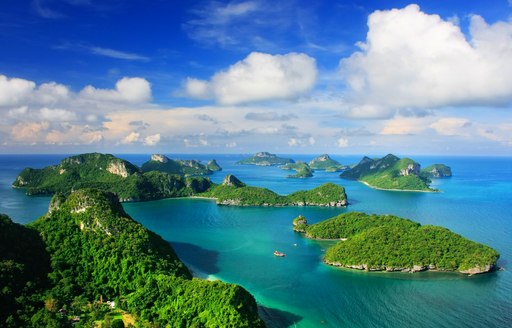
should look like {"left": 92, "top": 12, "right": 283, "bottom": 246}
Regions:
{"left": 1, "top": 154, "right": 511, "bottom": 327}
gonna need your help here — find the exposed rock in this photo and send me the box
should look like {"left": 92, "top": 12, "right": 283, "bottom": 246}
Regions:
{"left": 460, "top": 265, "right": 494, "bottom": 275}
{"left": 399, "top": 163, "right": 421, "bottom": 176}
{"left": 206, "top": 159, "right": 222, "bottom": 172}
{"left": 107, "top": 161, "right": 131, "bottom": 178}
{"left": 151, "top": 154, "right": 169, "bottom": 163}
{"left": 222, "top": 174, "right": 246, "bottom": 187}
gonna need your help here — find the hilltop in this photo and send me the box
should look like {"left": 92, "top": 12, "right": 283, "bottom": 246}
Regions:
{"left": 200, "top": 175, "right": 347, "bottom": 207}
{"left": 309, "top": 154, "right": 347, "bottom": 172}
{"left": 340, "top": 154, "right": 437, "bottom": 191}
{"left": 281, "top": 161, "right": 313, "bottom": 178}
{"left": 294, "top": 212, "right": 499, "bottom": 274}
{"left": 237, "top": 152, "right": 294, "bottom": 166}
{"left": 141, "top": 154, "right": 221, "bottom": 176}
{"left": 0, "top": 190, "right": 264, "bottom": 327}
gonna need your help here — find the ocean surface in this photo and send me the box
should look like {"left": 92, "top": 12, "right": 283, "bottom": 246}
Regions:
{"left": 1, "top": 153, "right": 511, "bottom": 327}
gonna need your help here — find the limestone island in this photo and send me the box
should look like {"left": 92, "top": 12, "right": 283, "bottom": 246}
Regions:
{"left": 293, "top": 212, "right": 499, "bottom": 275}
{"left": 340, "top": 154, "right": 448, "bottom": 192}
{"left": 0, "top": 189, "right": 264, "bottom": 327}
{"left": 13, "top": 153, "right": 348, "bottom": 207}
{"left": 281, "top": 161, "right": 313, "bottom": 178}
{"left": 309, "top": 154, "right": 347, "bottom": 172}
{"left": 141, "top": 154, "right": 222, "bottom": 176}
{"left": 421, "top": 164, "right": 452, "bottom": 178}
{"left": 237, "top": 152, "right": 294, "bottom": 166}
{"left": 200, "top": 174, "right": 347, "bottom": 207}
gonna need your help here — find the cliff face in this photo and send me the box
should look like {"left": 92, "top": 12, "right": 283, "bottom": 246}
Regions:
{"left": 107, "top": 160, "right": 132, "bottom": 178}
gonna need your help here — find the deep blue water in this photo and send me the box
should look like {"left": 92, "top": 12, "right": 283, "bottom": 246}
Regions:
{"left": 1, "top": 154, "right": 511, "bottom": 327}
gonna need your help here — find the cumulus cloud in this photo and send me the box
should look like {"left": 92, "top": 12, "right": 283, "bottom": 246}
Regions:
{"left": 144, "top": 133, "right": 161, "bottom": 146}
{"left": 185, "top": 52, "right": 317, "bottom": 105}
{"left": 121, "top": 131, "right": 140, "bottom": 144}
{"left": 0, "top": 75, "right": 36, "bottom": 106}
{"left": 288, "top": 136, "right": 315, "bottom": 147}
{"left": 429, "top": 117, "right": 471, "bottom": 136}
{"left": 380, "top": 117, "right": 430, "bottom": 135}
{"left": 38, "top": 108, "right": 77, "bottom": 122}
{"left": 336, "top": 137, "right": 349, "bottom": 148}
{"left": 80, "top": 77, "right": 151, "bottom": 103}
{"left": 341, "top": 4, "right": 512, "bottom": 110}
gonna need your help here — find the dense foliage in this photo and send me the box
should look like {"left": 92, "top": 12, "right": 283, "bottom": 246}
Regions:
{"left": 237, "top": 152, "right": 294, "bottom": 166}
{"left": 2, "top": 189, "right": 265, "bottom": 327}
{"left": 281, "top": 162, "right": 313, "bottom": 178}
{"left": 141, "top": 155, "right": 219, "bottom": 176}
{"left": 12, "top": 153, "right": 213, "bottom": 202}
{"left": 340, "top": 154, "right": 434, "bottom": 191}
{"left": 201, "top": 178, "right": 347, "bottom": 207}
{"left": 308, "top": 154, "right": 346, "bottom": 172}
{"left": 421, "top": 164, "right": 452, "bottom": 178}
{"left": 0, "top": 215, "right": 51, "bottom": 327}
{"left": 296, "top": 212, "right": 499, "bottom": 273}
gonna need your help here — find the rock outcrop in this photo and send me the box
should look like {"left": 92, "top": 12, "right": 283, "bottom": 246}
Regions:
{"left": 222, "top": 174, "right": 246, "bottom": 187}
{"left": 151, "top": 154, "right": 169, "bottom": 163}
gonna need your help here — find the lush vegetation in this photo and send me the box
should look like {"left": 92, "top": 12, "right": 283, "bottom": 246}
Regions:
{"left": 421, "top": 164, "right": 452, "bottom": 178}
{"left": 340, "top": 154, "right": 435, "bottom": 191}
{"left": 1, "top": 189, "right": 264, "bottom": 327}
{"left": 141, "top": 154, "right": 221, "bottom": 176}
{"left": 295, "top": 212, "right": 499, "bottom": 273}
{"left": 12, "top": 153, "right": 213, "bottom": 202}
{"left": 200, "top": 176, "right": 347, "bottom": 207}
{"left": 308, "top": 154, "right": 346, "bottom": 172}
{"left": 237, "top": 152, "right": 294, "bottom": 166}
{"left": 281, "top": 162, "right": 313, "bottom": 178}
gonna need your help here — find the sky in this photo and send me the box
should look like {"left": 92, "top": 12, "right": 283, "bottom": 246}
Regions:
{"left": 0, "top": 0, "right": 512, "bottom": 155}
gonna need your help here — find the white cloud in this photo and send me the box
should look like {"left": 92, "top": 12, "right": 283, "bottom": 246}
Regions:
{"left": 121, "top": 131, "right": 140, "bottom": 144}
{"left": 336, "top": 137, "right": 349, "bottom": 148}
{"left": 288, "top": 136, "right": 315, "bottom": 147}
{"left": 185, "top": 52, "right": 317, "bottom": 105}
{"left": 430, "top": 117, "right": 471, "bottom": 136}
{"left": 0, "top": 75, "right": 36, "bottom": 106}
{"left": 89, "top": 47, "right": 150, "bottom": 61}
{"left": 33, "top": 82, "right": 70, "bottom": 105}
{"left": 341, "top": 4, "right": 512, "bottom": 110}
{"left": 80, "top": 77, "right": 152, "bottom": 103}
{"left": 144, "top": 133, "right": 161, "bottom": 146}
{"left": 380, "top": 117, "right": 430, "bottom": 135}
{"left": 38, "top": 108, "right": 77, "bottom": 122}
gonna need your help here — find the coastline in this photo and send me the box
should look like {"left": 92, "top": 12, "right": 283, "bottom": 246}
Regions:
{"left": 359, "top": 181, "right": 438, "bottom": 193}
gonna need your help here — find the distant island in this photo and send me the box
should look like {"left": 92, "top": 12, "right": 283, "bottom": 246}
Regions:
{"left": 141, "top": 154, "right": 221, "bottom": 176}
{"left": 200, "top": 174, "right": 347, "bottom": 207}
{"left": 309, "top": 154, "right": 347, "bottom": 172}
{"left": 421, "top": 164, "right": 452, "bottom": 178}
{"left": 13, "top": 153, "right": 348, "bottom": 207}
{"left": 293, "top": 212, "right": 499, "bottom": 275}
{"left": 237, "top": 152, "right": 294, "bottom": 166}
{"left": 281, "top": 161, "right": 313, "bottom": 178}
{"left": 0, "top": 189, "right": 264, "bottom": 327}
{"left": 340, "top": 154, "right": 450, "bottom": 192}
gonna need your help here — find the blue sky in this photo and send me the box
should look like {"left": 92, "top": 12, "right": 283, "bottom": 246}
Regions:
{"left": 1, "top": 0, "right": 511, "bottom": 155}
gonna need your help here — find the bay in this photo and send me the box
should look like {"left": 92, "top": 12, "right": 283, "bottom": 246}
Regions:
{"left": 1, "top": 154, "right": 511, "bottom": 327}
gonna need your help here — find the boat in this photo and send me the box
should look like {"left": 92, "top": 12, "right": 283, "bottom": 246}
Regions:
{"left": 274, "top": 250, "right": 286, "bottom": 257}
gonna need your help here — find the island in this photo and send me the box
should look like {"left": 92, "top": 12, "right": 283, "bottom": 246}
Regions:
{"left": 141, "top": 154, "right": 222, "bottom": 176}
{"left": 0, "top": 189, "right": 264, "bottom": 327}
{"left": 237, "top": 152, "right": 294, "bottom": 166}
{"left": 280, "top": 161, "right": 313, "bottom": 178}
{"left": 13, "top": 153, "right": 348, "bottom": 208}
{"left": 421, "top": 164, "right": 452, "bottom": 178}
{"left": 293, "top": 212, "right": 499, "bottom": 274}
{"left": 340, "top": 154, "right": 437, "bottom": 191}
{"left": 309, "top": 154, "right": 347, "bottom": 172}
{"left": 199, "top": 174, "right": 347, "bottom": 207}
{"left": 12, "top": 153, "right": 213, "bottom": 202}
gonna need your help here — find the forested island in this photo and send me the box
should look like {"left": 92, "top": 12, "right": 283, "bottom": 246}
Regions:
{"left": 340, "top": 154, "right": 449, "bottom": 192}
{"left": 280, "top": 161, "right": 313, "bottom": 178}
{"left": 0, "top": 189, "right": 264, "bottom": 327}
{"left": 237, "top": 152, "right": 294, "bottom": 166}
{"left": 308, "top": 154, "right": 347, "bottom": 172}
{"left": 293, "top": 212, "right": 499, "bottom": 274}
{"left": 421, "top": 164, "right": 452, "bottom": 178}
{"left": 12, "top": 153, "right": 348, "bottom": 207}
{"left": 200, "top": 175, "right": 347, "bottom": 207}
{"left": 140, "top": 154, "right": 221, "bottom": 176}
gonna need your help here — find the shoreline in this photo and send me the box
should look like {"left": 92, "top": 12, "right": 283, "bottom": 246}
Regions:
{"left": 359, "top": 181, "right": 438, "bottom": 193}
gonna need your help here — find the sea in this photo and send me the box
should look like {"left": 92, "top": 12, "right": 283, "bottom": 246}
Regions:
{"left": 1, "top": 154, "right": 511, "bottom": 328}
